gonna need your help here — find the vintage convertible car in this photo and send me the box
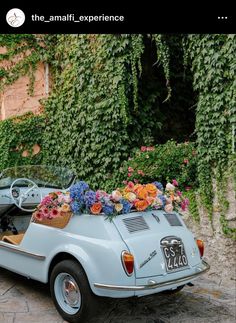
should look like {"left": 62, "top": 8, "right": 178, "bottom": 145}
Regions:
{"left": 0, "top": 165, "right": 210, "bottom": 323}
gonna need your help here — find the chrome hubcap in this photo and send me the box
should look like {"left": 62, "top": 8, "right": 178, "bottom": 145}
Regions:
{"left": 54, "top": 273, "right": 81, "bottom": 314}
{"left": 63, "top": 278, "right": 79, "bottom": 306}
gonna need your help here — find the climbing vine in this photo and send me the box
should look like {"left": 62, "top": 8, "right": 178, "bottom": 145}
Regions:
{"left": 42, "top": 34, "right": 171, "bottom": 188}
{"left": 0, "top": 34, "right": 48, "bottom": 94}
{"left": 184, "top": 34, "right": 236, "bottom": 238}
{"left": 0, "top": 34, "right": 235, "bottom": 238}
{"left": 0, "top": 112, "right": 45, "bottom": 170}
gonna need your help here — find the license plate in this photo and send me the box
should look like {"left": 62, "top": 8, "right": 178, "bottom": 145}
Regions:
{"left": 162, "top": 243, "right": 188, "bottom": 272}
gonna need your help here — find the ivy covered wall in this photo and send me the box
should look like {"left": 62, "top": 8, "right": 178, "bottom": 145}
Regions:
{"left": 0, "top": 112, "right": 45, "bottom": 170}
{"left": 42, "top": 34, "right": 171, "bottom": 187}
{"left": 0, "top": 34, "right": 235, "bottom": 238}
{"left": 185, "top": 34, "right": 236, "bottom": 238}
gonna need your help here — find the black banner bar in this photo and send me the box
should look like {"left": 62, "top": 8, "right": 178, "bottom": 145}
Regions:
{"left": 0, "top": 5, "right": 235, "bottom": 33}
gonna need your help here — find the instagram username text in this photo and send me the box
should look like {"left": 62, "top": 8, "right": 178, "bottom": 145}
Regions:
{"left": 31, "top": 14, "right": 125, "bottom": 23}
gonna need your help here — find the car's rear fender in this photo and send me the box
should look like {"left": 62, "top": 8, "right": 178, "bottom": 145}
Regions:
{"left": 44, "top": 238, "right": 136, "bottom": 297}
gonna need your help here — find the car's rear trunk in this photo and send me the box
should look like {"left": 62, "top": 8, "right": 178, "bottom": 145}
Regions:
{"left": 112, "top": 210, "right": 201, "bottom": 279}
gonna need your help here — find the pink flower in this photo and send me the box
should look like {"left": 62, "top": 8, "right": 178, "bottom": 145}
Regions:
{"left": 184, "top": 198, "right": 190, "bottom": 206}
{"left": 40, "top": 196, "right": 53, "bottom": 206}
{"left": 146, "top": 146, "right": 154, "bottom": 151}
{"left": 123, "top": 180, "right": 128, "bottom": 185}
{"left": 128, "top": 173, "right": 132, "bottom": 177}
{"left": 185, "top": 186, "right": 192, "bottom": 191}
{"left": 34, "top": 211, "right": 43, "bottom": 221}
{"left": 96, "top": 190, "right": 108, "bottom": 200}
{"left": 137, "top": 170, "right": 145, "bottom": 176}
{"left": 141, "top": 146, "right": 147, "bottom": 152}
{"left": 172, "top": 179, "right": 178, "bottom": 186}
{"left": 41, "top": 207, "right": 50, "bottom": 218}
{"left": 50, "top": 208, "right": 60, "bottom": 218}
{"left": 184, "top": 159, "right": 189, "bottom": 164}
{"left": 134, "top": 179, "right": 139, "bottom": 183}
{"left": 177, "top": 190, "right": 182, "bottom": 197}
{"left": 127, "top": 181, "right": 135, "bottom": 189}
{"left": 181, "top": 201, "right": 187, "bottom": 211}
{"left": 128, "top": 167, "right": 134, "bottom": 172}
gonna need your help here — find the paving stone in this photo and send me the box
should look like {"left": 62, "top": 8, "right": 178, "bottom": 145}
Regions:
{"left": 14, "top": 311, "right": 64, "bottom": 323}
{"left": 0, "top": 296, "right": 28, "bottom": 314}
{"left": 0, "top": 312, "right": 14, "bottom": 323}
{"left": 0, "top": 268, "right": 235, "bottom": 323}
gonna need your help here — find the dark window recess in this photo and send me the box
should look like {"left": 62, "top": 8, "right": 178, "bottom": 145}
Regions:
{"left": 164, "top": 213, "right": 182, "bottom": 226}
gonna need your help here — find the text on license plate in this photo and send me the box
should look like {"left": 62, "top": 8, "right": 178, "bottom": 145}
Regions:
{"left": 162, "top": 244, "right": 188, "bottom": 271}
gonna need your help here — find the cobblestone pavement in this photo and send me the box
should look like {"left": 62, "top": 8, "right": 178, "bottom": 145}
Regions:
{"left": 0, "top": 268, "right": 235, "bottom": 323}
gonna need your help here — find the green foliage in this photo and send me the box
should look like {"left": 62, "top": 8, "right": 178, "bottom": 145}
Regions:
{"left": 1, "top": 34, "right": 235, "bottom": 239}
{"left": 184, "top": 34, "right": 236, "bottom": 233}
{"left": 217, "top": 164, "right": 236, "bottom": 240}
{"left": 184, "top": 190, "right": 200, "bottom": 223}
{"left": 0, "top": 34, "right": 49, "bottom": 94}
{"left": 0, "top": 112, "right": 45, "bottom": 170}
{"left": 42, "top": 34, "right": 171, "bottom": 188}
{"left": 105, "top": 140, "right": 197, "bottom": 191}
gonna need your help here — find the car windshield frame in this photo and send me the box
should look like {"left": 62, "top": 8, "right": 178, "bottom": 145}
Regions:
{"left": 0, "top": 165, "right": 76, "bottom": 190}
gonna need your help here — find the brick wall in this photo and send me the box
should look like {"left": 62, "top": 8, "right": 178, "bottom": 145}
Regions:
{"left": 0, "top": 47, "right": 48, "bottom": 120}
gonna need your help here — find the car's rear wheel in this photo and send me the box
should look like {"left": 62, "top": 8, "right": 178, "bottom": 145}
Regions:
{"left": 50, "top": 259, "right": 98, "bottom": 323}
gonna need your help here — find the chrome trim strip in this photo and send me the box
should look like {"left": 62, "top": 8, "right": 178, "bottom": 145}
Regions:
{"left": 0, "top": 242, "right": 45, "bottom": 260}
{"left": 94, "top": 260, "right": 210, "bottom": 291}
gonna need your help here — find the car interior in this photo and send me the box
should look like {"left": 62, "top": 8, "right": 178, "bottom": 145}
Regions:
{"left": 0, "top": 166, "right": 76, "bottom": 246}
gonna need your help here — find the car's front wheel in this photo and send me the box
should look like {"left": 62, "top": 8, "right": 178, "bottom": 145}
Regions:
{"left": 50, "top": 259, "right": 98, "bottom": 323}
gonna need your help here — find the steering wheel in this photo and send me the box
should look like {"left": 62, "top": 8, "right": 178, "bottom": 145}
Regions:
{"left": 10, "top": 178, "right": 43, "bottom": 212}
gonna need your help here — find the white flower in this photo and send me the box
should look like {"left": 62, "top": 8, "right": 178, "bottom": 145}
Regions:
{"left": 166, "top": 183, "right": 175, "bottom": 191}
{"left": 164, "top": 204, "right": 174, "bottom": 213}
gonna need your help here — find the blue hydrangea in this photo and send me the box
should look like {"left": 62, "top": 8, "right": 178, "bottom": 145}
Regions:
{"left": 103, "top": 204, "right": 114, "bottom": 216}
{"left": 69, "top": 181, "right": 89, "bottom": 200}
{"left": 78, "top": 181, "right": 89, "bottom": 192}
{"left": 120, "top": 199, "right": 132, "bottom": 214}
{"left": 70, "top": 201, "right": 82, "bottom": 214}
{"left": 84, "top": 190, "right": 96, "bottom": 208}
{"left": 158, "top": 194, "right": 166, "bottom": 206}
{"left": 153, "top": 181, "right": 164, "bottom": 191}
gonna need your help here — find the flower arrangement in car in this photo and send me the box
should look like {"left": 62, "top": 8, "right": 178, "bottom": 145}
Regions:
{"left": 33, "top": 179, "right": 189, "bottom": 222}
{"left": 68, "top": 180, "right": 189, "bottom": 217}
{"left": 33, "top": 191, "right": 71, "bottom": 222}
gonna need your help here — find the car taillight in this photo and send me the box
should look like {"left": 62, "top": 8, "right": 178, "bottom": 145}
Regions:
{"left": 196, "top": 239, "right": 204, "bottom": 257}
{"left": 121, "top": 251, "right": 134, "bottom": 276}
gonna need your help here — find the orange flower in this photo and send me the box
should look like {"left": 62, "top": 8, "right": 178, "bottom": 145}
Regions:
{"left": 134, "top": 199, "right": 149, "bottom": 211}
{"left": 136, "top": 187, "right": 148, "bottom": 200}
{"left": 90, "top": 202, "right": 102, "bottom": 215}
{"left": 124, "top": 185, "right": 133, "bottom": 193}
{"left": 145, "top": 184, "right": 158, "bottom": 197}
{"left": 60, "top": 203, "right": 71, "bottom": 213}
{"left": 133, "top": 184, "right": 143, "bottom": 192}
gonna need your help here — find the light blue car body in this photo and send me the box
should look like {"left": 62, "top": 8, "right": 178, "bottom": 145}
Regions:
{"left": 0, "top": 166, "right": 209, "bottom": 299}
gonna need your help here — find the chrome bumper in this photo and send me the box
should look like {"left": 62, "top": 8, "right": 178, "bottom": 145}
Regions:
{"left": 94, "top": 260, "right": 210, "bottom": 291}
